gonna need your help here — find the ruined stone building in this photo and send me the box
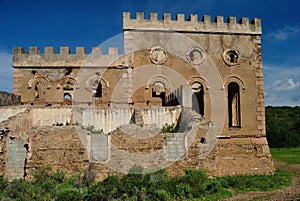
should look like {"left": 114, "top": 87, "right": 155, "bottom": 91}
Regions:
{"left": 0, "top": 12, "right": 274, "bottom": 180}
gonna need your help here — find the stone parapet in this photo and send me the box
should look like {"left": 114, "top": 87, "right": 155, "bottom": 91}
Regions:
{"left": 12, "top": 47, "right": 122, "bottom": 67}
{"left": 123, "top": 12, "right": 262, "bottom": 35}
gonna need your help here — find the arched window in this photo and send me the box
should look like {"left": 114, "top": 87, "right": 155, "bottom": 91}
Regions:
{"left": 152, "top": 81, "right": 166, "bottom": 106}
{"left": 228, "top": 82, "right": 241, "bottom": 127}
{"left": 64, "top": 93, "right": 72, "bottom": 100}
{"left": 63, "top": 93, "right": 72, "bottom": 105}
{"left": 192, "top": 82, "right": 204, "bottom": 115}
{"left": 94, "top": 82, "right": 102, "bottom": 98}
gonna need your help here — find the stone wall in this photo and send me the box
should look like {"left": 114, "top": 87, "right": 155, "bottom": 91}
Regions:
{"left": 0, "top": 106, "right": 29, "bottom": 123}
{"left": 214, "top": 137, "right": 274, "bottom": 176}
{"left": 31, "top": 108, "right": 72, "bottom": 127}
{"left": 0, "top": 109, "right": 32, "bottom": 179}
{"left": 0, "top": 92, "right": 20, "bottom": 106}
{"left": 0, "top": 105, "right": 275, "bottom": 180}
{"left": 75, "top": 106, "right": 181, "bottom": 134}
{"left": 25, "top": 126, "right": 90, "bottom": 180}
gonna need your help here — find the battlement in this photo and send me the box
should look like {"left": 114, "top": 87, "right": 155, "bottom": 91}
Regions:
{"left": 12, "top": 46, "right": 122, "bottom": 67}
{"left": 123, "top": 12, "right": 262, "bottom": 35}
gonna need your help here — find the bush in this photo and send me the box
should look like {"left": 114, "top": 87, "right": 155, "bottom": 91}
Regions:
{"left": 0, "top": 177, "right": 7, "bottom": 191}
{"left": 205, "top": 179, "right": 222, "bottom": 194}
{"left": 183, "top": 169, "right": 209, "bottom": 197}
{"left": 33, "top": 166, "right": 53, "bottom": 183}
{"left": 56, "top": 189, "right": 83, "bottom": 201}
{"left": 155, "top": 189, "right": 171, "bottom": 201}
{"left": 2, "top": 179, "right": 52, "bottom": 201}
{"left": 161, "top": 123, "right": 179, "bottom": 133}
{"left": 0, "top": 167, "right": 292, "bottom": 201}
{"left": 51, "top": 171, "right": 66, "bottom": 183}
{"left": 82, "top": 164, "right": 97, "bottom": 187}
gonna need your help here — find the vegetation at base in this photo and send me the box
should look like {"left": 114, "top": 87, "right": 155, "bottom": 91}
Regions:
{"left": 81, "top": 124, "right": 104, "bottom": 134}
{"left": 266, "top": 106, "right": 300, "bottom": 148}
{"left": 161, "top": 123, "right": 179, "bottom": 133}
{"left": 270, "top": 148, "right": 300, "bottom": 164}
{"left": 218, "top": 169, "right": 292, "bottom": 192}
{"left": 0, "top": 166, "right": 292, "bottom": 201}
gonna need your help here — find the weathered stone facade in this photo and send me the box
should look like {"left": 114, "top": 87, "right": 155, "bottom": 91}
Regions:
{"left": 0, "top": 12, "right": 275, "bottom": 180}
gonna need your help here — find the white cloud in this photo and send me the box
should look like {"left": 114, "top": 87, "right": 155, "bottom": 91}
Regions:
{"left": 0, "top": 47, "right": 13, "bottom": 92}
{"left": 274, "top": 78, "right": 300, "bottom": 91}
{"left": 267, "top": 24, "right": 300, "bottom": 41}
{"left": 264, "top": 66, "right": 300, "bottom": 106}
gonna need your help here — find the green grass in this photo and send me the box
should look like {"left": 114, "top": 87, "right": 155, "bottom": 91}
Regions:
{"left": 216, "top": 169, "right": 292, "bottom": 192}
{"left": 270, "top": 148, "right": 300, "bottom": 164}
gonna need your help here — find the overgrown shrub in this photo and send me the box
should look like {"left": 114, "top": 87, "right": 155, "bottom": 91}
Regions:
{"left": 0, "top": 167, "right": 292, "bottom": 201}
{"left": 56, "top": 188, "right": 83, "bottom": 201}
{"left": 161, "top": 123, "right": 179, "bottom": 133}
{"left": 33, "top": 166, "right": 52, "bottom": 183}
{"left": 82, "top": 164, "right": 97, "bottom": 187}
{"left": 81, "top": 124, "right": 103, "bottom": 134}
{"left": 0, "top": 177, "right": 7, "bottom": 191}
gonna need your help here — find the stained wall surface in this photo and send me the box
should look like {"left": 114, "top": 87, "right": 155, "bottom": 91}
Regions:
{"left": 0, "top": 12, "right": 274, "bottom": 180}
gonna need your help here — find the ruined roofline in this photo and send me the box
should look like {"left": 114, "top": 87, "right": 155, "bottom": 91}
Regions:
{"left": 12, "top": 46, "right": 123, "bottom": 67}
{"left": 123, "top": 12, "right": 262, "bottom": 35}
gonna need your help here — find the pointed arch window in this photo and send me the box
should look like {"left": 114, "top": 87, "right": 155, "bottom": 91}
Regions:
{"left": 228, "top": 82, "right": 241, "bottom": 127}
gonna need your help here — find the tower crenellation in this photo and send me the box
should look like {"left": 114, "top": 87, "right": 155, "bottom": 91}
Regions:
{"left": 12, "top": 46, "right": 121, "bottom": 67}
{"left": 123, "top": 12, "right": 261, "bottom": 34}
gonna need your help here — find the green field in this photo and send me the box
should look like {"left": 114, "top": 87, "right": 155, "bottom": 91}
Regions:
{"left": 270, "top": 148, "right": 300, "bottom": 164}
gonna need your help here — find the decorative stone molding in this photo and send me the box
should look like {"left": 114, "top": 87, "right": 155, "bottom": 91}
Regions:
{"left": 186, "top": 47, "right": 206, "bottom": 65}
{"left": 223, "top": 48, "right": 240, "bottom": 66}
{"left": 149, "top": 47, "right": 168, "bottom": 65}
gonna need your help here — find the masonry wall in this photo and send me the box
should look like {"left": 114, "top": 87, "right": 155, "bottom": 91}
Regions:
{"left": 122, "top": 12, "right": 265, "bottom": 138}
{"left": 6, "top": 11, "right": 274, "bottom": 180}
{"left": 0, "top": 106, "right": 29, "bottom": 123}
{"left": 0, "top": 109, "right": 32, "bottom": 179}
{"left": 0, "top": 92, "right": 20, "bottom": 106}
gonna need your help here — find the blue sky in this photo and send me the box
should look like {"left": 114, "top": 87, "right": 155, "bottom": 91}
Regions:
{"left": 0, "top": 0, "right": 299, "bottom": 106}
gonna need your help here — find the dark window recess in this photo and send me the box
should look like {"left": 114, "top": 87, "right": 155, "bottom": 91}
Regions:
{"left": 95, "top": 83, "right": 102, "bottom": 98}
{"left": 228, "top": 82, "right": 241, "bottom": 127}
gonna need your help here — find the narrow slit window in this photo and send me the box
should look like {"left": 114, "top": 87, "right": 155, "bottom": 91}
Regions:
{"left": 95, "top": 82, "right": 102, "bottom": 98}
{"left": 228, "top": 82, "right": 241, "bottom": 127}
